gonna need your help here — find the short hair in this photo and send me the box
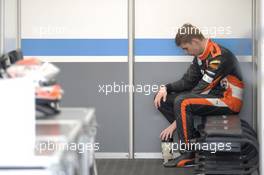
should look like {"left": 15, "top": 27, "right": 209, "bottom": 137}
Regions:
{"left": 175, "top": 23, "right": 205, "bottom": 46}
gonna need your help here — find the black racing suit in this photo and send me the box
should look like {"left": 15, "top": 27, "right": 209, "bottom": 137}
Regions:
{"left": 156, "top": 39, "right": 244, "bottom": 144}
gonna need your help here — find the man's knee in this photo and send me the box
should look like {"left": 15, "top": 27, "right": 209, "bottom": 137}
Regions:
{"left": 173, "top": 93, "right": 188, "bottom": 107}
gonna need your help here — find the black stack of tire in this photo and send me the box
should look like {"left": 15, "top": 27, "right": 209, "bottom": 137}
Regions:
{"left": 194, "top": 115, "right": 259, "bottom": 175}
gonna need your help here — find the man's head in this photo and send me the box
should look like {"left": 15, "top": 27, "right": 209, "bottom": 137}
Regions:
{"left": 175, "top": 24, "right": 207, "bottom": 56}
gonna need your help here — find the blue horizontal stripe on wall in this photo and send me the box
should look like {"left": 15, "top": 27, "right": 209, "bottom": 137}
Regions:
{"left": 135, "top": 38, "right": 252, "bottom": 56}
{"left": 22, "top": 39, "right": 129, "bottom": 56}
{"left": 22, "top": 38, "right": 252, "bottom": 56}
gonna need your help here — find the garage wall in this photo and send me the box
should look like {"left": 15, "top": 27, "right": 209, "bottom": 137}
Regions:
{"left": 21, "top": 0, "right": 254, "bottom": 157}
{"left": 21, "top": 0, "right": 129, "bottom": 155}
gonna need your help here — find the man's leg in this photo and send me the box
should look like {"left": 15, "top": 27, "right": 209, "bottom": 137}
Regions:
{"left": 154, "top": 92, "right": 183, "bottom": 163}
{"left": 154, "top": 92, "right": 178, "bottom": 124}
{"left": 173, "top": 93, "right": 236, "bottom": 144}
{"left": 164, "top": 93, "right": 236, "bottom": 167}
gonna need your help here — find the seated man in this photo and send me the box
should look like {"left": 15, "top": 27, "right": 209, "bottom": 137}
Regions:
{"left": 154, "top": 23, "right": 244, "bottom": 167}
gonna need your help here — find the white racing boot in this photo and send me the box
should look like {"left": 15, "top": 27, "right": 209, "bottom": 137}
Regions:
{"left": 161, "top": 138, "right": 174, "bottom": 164}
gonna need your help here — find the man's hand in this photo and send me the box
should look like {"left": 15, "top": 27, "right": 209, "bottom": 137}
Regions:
{"left": 154, "top": 86, "right": 167, "bottom": 108}
{"left": 160, "top": 121, "right": 177, "bottom": 141}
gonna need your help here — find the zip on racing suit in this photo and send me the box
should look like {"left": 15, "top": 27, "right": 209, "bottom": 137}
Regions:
{"left": 157, "top": 39, "right": 244, "bottom": 144}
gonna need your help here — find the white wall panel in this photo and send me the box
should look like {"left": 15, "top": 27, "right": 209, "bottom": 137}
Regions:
{"left": 135, "top": 0, "right": 252, "bottom": 38}
{"left": 21, "top": 0, "right": 127, "bottom": 39}
{"left": 21, "top": 0, "right": 128, "bottom": 62}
